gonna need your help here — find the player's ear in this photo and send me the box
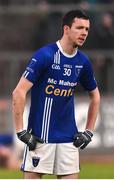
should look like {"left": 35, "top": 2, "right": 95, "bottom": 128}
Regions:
{"left": 64, "top": 25, "right": 70, "bottom": 34}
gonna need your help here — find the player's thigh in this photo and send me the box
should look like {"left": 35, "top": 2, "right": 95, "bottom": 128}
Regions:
{"left": 24, "top": 171, "right": 43, "bottom": 179}
{"left": 54, "top": 143, "right": 80, "bottom": 175}
{"left": 22, "top": 143, "right": 56, "bottom": 174}
{"left": 57, "top": 173, "right": 79, "bottom": 179}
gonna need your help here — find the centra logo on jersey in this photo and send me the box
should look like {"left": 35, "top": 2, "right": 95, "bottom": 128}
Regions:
{"left": 52, "top": 64, "right": 61, "bottom": 70}
{"left": 45, "top": 84, "right": 74, "bottom": 97}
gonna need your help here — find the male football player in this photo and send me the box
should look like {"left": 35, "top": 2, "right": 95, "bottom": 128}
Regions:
{"left": 12, "top": 10, "right": 100, "bottom": 179}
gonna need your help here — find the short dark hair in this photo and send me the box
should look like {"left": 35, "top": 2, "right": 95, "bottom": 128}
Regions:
{"left": 62, "top": 9, "right": 89, "bottom": 29}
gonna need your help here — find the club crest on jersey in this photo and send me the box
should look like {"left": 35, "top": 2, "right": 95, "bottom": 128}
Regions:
{"left": 52, "top": 50, "right": 61, "bottom": 70}
{"left": 32, "top": 157, "right": 40, "bottom": 167}
{"left": 75, "top": 65, "right": 83, "bottom": 77}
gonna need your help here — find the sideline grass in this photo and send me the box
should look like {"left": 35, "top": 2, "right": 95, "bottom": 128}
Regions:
{"left": 0, "top": 163, "right": 114, "bottom": 179}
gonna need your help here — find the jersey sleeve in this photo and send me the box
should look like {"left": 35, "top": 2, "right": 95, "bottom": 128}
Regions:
{"left": 22, "top": 49, "right": 46, "bottom": 84}
{"left": 79, "top": 60, "right": 97, "bottom": 91}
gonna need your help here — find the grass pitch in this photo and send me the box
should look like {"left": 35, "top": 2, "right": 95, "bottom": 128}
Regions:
{"left": 0, "top": 163, "right": 114, "bottom": 179}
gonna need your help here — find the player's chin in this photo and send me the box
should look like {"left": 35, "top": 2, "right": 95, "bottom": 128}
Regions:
{"left": 77, "top": 41, "right": 85, "bottom": 47}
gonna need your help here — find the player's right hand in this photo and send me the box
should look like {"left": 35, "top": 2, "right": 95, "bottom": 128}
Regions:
{"left": 17, "top": 130, "right": 44, "bottom": 151}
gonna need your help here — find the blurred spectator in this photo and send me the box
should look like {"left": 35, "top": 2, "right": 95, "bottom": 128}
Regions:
{"left": 93, "top": 13, "right": 114, "bottom": 49}
{"left": 0, "top": 134, "right": 20, "bottom": 169}
{"left": 0, "top": 100, "right": 21, "bottom": 169}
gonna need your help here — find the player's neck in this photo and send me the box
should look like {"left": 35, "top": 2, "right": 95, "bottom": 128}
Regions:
{"left": 59, "top": 38, "right": 78, "bottom": 55}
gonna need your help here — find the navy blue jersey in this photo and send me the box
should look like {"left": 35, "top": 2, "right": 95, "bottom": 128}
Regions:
{"left": 23, "top": 41, "right": 97, "bottom": 143}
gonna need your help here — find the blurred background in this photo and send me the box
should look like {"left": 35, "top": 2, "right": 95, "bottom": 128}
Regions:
{"left": 0, "top": 0, "right": 114, "bottom": 179}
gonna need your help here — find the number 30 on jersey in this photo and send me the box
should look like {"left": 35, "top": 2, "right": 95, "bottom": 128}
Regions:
{"left": 63, "top": 68, "right": 71, "bottom": 76}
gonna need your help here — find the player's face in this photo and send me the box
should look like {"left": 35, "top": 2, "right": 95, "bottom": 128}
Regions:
{"left": 67, "top": 18, "right": 90, "bottom": 47}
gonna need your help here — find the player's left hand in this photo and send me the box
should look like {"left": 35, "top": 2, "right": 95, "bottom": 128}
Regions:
{"left": 73, "top": 129, "right": 93, "bottom": 149}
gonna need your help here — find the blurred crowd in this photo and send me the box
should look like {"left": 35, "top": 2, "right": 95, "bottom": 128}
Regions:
{"left": 0, "top": 0, "right": 114, "bottom": 51}
{"left": 0, "top": 0, "right": 114, "bottom": 94}
{"left": 0, "top": 0, "right": 114, "bottom": 5}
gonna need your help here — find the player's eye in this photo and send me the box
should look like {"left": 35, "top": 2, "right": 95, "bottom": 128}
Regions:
{"left": 85, "top": 27, "right": 89, "bottom": 32}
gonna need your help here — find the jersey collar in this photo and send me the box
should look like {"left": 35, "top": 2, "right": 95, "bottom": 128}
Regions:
{"left": 56, "top": 40, "right": 77, "bottom": 58}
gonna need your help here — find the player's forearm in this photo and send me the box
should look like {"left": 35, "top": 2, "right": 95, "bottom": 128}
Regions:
{"left": 12, "top": 89, "right": 26, "bottom": 132}
{"left": 86, "top": 88, "right": 100, "bottom": 131}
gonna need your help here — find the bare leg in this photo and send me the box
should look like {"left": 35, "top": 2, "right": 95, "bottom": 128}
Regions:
{"left": 57, "top": 173, "right": 79, "bottom": 179}
{"left": 24, "top": 172, "right": 43, "bottom": 179}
